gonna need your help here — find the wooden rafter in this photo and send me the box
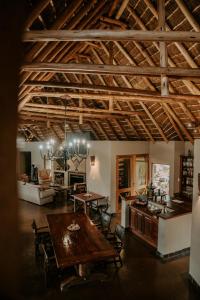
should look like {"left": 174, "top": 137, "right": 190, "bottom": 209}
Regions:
{"left": 22, "top": 63, "right": 200, "bottom": 78}
{"left": 140, "top": 102, "right": 168, "bottom": 142}
{"left": 23, "top": 29, "right": 200, "bottom": 42}
{"left": 162, "top": 105, "right": 184, "bottom": 141}
{"left": 25, "top": 90, "right": 200, "bottom": 104}
{"left": 25, "top": 102, "right": 143, "bottom": 117}
{"left": 163, "top": 103, "right": 193, "bottom": 144}
{"left": 24, "top": 0, "right": 51, "bottom": 29}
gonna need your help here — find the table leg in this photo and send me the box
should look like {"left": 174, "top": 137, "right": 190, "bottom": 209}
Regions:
{"left": 84, "top": 203, "right": 87, "bottom": 214}
{"left": 60, "top": 264, "right": 87, "bottom": 291}
{"left": 74, "top": 198, "right": 76, "bottom": 212}
{"left": 60, "top": 263, "right": 109, "bottom": 291}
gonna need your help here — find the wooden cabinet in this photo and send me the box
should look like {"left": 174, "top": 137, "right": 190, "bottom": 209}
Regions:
{"left": 130, "top": 206, "right": 158, "bottom": 248}
{"left": 179, "top": 155, "right": 193, "bottom": 201}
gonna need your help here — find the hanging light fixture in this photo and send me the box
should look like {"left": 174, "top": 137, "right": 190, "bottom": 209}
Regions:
{"left": 39, "top": 98, "right": 57, "bottom": 161}
{"left": 58, "top": 99, "right": 91, "bottom": 170}
{"left": 39, "top": 98, "right": 91, "bottom": 170}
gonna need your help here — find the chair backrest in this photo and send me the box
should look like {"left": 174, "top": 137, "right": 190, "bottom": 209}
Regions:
{"left": 115, "top": 224, "right": 125, "bottom": 242}
{"left": 41, "top": 242, "right": 55, "bottom": 266}
{"left": 31, "top": 219, "right": 38, "bottom": 234}
{"left": 101, "top": 212, "right": 112, "bottom": 230}
{"left": 38, "top": 169, "right": 51, "bottom": 179}
{"left": 74, "top": 182, "right": 87, "bottom": 194}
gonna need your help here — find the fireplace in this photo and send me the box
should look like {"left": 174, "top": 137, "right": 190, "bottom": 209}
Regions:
{"left": 68, "top": 171, "right": 86, "bottom": 186}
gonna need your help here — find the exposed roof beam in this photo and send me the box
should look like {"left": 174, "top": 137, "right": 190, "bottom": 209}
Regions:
{"left": 24, "top": 0, "right": 51, "bottom": 29}
{"left": 94, "top": 121, "right": 109, "bottom": 140}
{"left": 115, "top": 0, "right": 130, "bottom": 20}
{"left": 24, "top": 80, "right": 158, "bottom": 96}
{"left": 26, "top": 91, "right": 200, "bottom": 103}
{"left": 25, "top": 103, "right": 143, "bottom": 117}
{"left": 175, "top": 0, "right": 200, "bottom": 32}
{"left": 143, "top": 0, "right": 200, "bottom": 95}
{"left": 136, "top": 115, "right": 155, "bottom": 143}
{"left": 23, "top": 30, "right": 200, "bottom": 42}
{"left": 22, "top": 63, "right": 200, "bottom": 77}
{"left": 162, "top": 105, "right": 184, "bottom": 141}
{"left": 24, "top": 80, "right": 200, "bottom": 102}
{"left": 163, "top": 103, "right": 193, "bottom": 144}
{"left": 140, "top": 102, "right": 168, "bottom": 142}
{"left": 21, "top": 106, "right": 132, "bottom": 120}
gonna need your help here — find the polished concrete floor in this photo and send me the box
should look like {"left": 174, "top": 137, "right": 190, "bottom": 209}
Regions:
{"left": 19, "top": 198, "right": 199, "bottom": 300}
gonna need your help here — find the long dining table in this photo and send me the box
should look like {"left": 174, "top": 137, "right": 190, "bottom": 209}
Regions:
{"left": 46, "top": 212, "right": 117, "bottom": 290}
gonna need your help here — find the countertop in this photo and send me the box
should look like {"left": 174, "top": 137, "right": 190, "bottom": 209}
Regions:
{"left": 129, "top": 197, "right": 192, "bottom": 220}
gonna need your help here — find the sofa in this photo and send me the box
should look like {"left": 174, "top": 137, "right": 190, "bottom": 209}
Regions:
{"left": 18, "top": 181, "right": 55, "bottom": 205}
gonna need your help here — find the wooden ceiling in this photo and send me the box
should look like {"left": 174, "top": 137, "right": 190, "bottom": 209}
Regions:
{"left": 18, "top": 0, "right": 200, "bottom": 143}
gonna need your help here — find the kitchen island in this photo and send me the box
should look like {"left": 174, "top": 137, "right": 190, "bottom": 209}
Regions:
{"left": 129, "top": 197, "right": 192, "bottom": 259}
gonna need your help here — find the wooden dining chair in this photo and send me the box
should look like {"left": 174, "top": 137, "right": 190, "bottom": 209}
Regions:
{"left": 40, "top": 241, "right": 57, "bottom": 287}
{"left": 106, "top": 224, "right": 125, "bottom": 267}
{"left": 92, "top": 196, "right": 109, "bottom": 213}
{"left": 96, "top": 212, "right": 112, "bottom": 237}
{"left": 31, "top": 219, "right": 50, "bottom": 257}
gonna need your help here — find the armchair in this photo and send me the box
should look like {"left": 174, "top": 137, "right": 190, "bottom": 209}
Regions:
{"left": 38, "top": 169, "right": 52, "bottom": 186}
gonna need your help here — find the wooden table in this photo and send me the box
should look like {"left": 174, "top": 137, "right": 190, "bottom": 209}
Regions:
{"left": 73, "top": 192, "right": 105, "bottom": 214}
{"left": 46, "top": 212, "right": 117, "bottom": 289}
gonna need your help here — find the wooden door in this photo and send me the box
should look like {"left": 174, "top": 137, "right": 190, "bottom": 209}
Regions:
{"left": 116, "top": 155, "right": 134, "bottom": 211}
{"left": 116, "top": 154, "right": 149, "bottom": 212}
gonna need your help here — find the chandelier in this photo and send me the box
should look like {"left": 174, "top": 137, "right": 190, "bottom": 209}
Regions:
{"left": 39, "top": 138, "right": 56, "bottom": 161}
{"left": 39, "top": 98, "right": 90, "bottom": 170}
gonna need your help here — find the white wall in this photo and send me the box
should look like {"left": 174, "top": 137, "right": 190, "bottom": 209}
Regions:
{"left": 189, "top": 139, "right": 200, "bottom": 286}
{"left": 87, "top": 141, "right": 112, "bottom": 201}
{"left": 158, "top": 214, "right": 192, "bottom": 256}
{"left": 17, "top": 141, "right": 49, "bottom": 170}
{"left": 86, "top": 141, "right": 149, "bottom": 212}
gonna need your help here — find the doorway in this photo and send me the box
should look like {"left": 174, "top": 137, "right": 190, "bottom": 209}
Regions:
{"left": 116, "top": 154, "right": 149, "bottom": 211}
{"left": 19, "top": 151, "right": 31, "bottom": 178}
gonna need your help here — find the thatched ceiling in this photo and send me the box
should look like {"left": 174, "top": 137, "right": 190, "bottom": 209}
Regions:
{"left": 18, "top": 0, "right": 200, "bottom": 143}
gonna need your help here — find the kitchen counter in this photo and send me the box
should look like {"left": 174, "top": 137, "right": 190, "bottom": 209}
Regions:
{"left": 129, "top": 196, "right": 192, "bottom": 220}
{"left": 128, "top": 197, "right": 192, "bottom": 258}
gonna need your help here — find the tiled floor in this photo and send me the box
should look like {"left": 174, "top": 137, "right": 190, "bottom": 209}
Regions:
{"left": 19, "top": 198, "right": 199, "bottom": 300}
